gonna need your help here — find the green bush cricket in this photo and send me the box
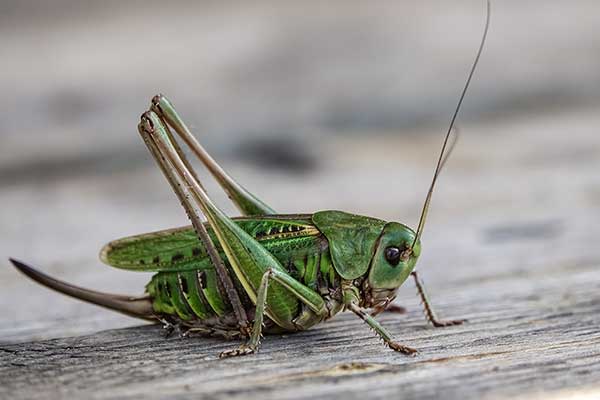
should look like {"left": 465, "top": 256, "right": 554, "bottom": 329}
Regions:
{"left": 10, "top": 1, "right": 490, "bottom": 358}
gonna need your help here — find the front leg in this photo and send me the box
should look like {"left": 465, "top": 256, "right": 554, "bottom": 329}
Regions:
{"left": 347, "top": 303, "right": 417, "bottom": 355}
{"left": 411, "top": 271, "right": 465, "bottom": 328}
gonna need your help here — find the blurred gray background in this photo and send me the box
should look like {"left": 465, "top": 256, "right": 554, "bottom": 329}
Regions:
{"left": 1, "top": 0, "right": 600, "bottom": 342}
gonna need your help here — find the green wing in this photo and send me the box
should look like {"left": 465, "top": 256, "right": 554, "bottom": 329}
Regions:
{"left": 100, "top": 226, "right": 209, "bottom": 272}
{"left": 100, "top": 215, "right": 319, "bottom": 272}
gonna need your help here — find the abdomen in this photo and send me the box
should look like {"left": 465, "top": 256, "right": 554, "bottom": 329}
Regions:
{"left": 101, "top": 214, "right": 337, "bottom": 332}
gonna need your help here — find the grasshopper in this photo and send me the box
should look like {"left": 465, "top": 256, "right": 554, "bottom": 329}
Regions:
{"left": 10, "top": 2, "right": 490, "bottom": 358}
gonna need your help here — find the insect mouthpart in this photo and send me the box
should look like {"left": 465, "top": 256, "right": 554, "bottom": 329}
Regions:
{"left": 366, "top": 288, "right": 398, "bottom": 309}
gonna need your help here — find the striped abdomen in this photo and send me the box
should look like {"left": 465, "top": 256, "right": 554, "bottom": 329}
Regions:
{"left": 146, "top": 243, "right": 338, "bottom": 327}
{"left": 102, "top": 215, "right": 339, "bottom": 328}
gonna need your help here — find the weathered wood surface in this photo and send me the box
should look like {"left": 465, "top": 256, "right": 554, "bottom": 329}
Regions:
{"left": 2, "top": 1, "right": 600, "bottom": 399}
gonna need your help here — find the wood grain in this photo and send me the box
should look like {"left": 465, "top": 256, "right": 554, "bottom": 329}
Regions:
{"left": 2, "top": 261, "right": 600, "bottom": 400}
{"left": 3, "top": 112, "right": 600, "bottom": 399}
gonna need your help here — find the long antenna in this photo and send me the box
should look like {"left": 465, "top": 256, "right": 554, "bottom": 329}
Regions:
{"left": 411, "top": 0, "right": 490, "bottom": 249}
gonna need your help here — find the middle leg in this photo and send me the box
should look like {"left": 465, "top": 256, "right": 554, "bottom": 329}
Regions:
{"left": 411, "top": 271, "right": 465, "bottom": 327}
{"left": 219, "top": 267, "right": 331, "bottom": 358}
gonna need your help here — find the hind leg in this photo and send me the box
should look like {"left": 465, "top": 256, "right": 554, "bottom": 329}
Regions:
{"left": 139, "top": 113, "right": 250, "bottom": 335}
{"left": 150, "top": 94, "right": 275, "bottom": 216}
{"left": 140, "top": 111, "right": 330, "bottom": 357}
{"left": 183, "top": 326, "right": 243, "bottom": 341}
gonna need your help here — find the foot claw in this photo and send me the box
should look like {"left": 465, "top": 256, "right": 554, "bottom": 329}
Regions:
{"left": 177, "top": 326, "right": 190, "bottom": 338}
{"left": 161, "top": 321, "right": 175, "bottom": 338}
{"left": 432, "top": 318, "right": 466, "bottom": 328}
{"left": 219, "top": 345, "right": 256, "bottom": 359}
{"left": 388, "top": 342, "right": 418, "bottom": 356}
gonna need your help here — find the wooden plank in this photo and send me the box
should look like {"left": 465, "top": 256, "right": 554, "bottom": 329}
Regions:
{"left": 3, "top": 110, "right": 600, "bottom": 399}
{"left": 2, "top": 264, "right": 600, "bottom": 399}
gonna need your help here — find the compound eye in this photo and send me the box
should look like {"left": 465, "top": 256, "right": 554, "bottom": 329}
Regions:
{"left": 384, "top": 246, "right": 402, "bottom": 266}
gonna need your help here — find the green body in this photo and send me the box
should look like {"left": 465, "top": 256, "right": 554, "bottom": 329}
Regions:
{"left": 101, "top": 211, "right": 418, "bottom": 333}
{"left": 12, "top": 93, "right": 463, "bottom": 358}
